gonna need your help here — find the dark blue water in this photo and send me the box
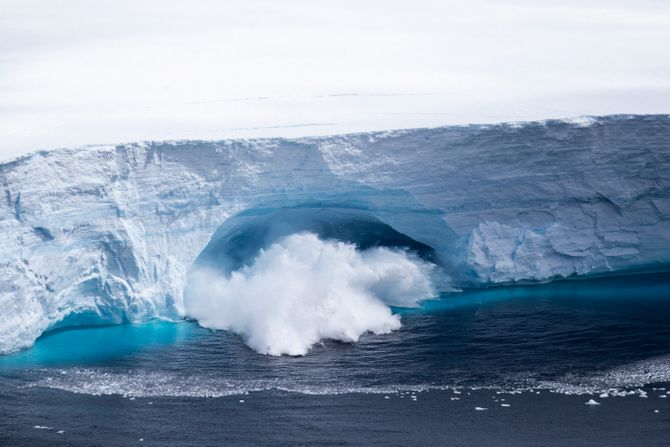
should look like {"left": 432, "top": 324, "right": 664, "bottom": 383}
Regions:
{"left": 2, "top": 272, "right": 669, "bottom": 397}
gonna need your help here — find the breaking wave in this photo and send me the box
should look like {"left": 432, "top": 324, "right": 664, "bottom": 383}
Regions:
{"left": 184, "top": 232, "right": 437, "bottom": 356}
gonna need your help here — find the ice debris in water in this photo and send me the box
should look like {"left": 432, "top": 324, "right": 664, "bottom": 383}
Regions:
{"left": 585, "top": 399, "right": 601, "bottom": 405}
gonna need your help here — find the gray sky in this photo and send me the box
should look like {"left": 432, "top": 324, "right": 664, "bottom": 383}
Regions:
{"left": 1, "top": 0, "right": 669, "bottom": 160}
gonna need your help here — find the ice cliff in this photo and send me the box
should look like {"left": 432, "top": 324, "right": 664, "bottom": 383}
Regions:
{"left": 1, "top": 115, "right": 669, "bottom": 353}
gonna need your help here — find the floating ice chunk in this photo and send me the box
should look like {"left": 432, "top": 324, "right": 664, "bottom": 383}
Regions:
{"left": 474, "top": 407, "right": 487, "bottom": 411}
{"left": 239, "top": 399, "right": 245, "bottom": 403}
{"left": 599, "top": 393, "right": 609, "bottom": 398}
{"left": 33, "top": 425, "right": 52, "bottom": 430}
{"left": 501, "top": 404, "right": 511, "bottom": 407}
{"left": 57, "top": 430, "right": 65, "bottom": 434}
{"left": 384, "top": 396, "right": 390, "bottom": 399}
{"left": 585, "top": 399, "right": 601, "bottom": 406}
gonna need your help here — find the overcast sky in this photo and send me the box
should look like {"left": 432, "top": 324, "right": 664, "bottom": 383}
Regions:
{"left": 1, "top": 0, "right": 669, "bottom": 160}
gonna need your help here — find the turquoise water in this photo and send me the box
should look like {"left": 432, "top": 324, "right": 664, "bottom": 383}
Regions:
{"left": 0, "top": 320, "right": 202, "bottom": 371}
{"left": 1, "top": 272, "right": 669, "bottom": 396}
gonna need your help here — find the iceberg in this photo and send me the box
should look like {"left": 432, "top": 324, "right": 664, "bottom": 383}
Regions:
{"left": 1, "top": 114, "right": 669, "bottom": 354}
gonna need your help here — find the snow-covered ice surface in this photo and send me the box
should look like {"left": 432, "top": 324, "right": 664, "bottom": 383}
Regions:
{"left": 1, "top": 114, "right": 669, "bottom": 354}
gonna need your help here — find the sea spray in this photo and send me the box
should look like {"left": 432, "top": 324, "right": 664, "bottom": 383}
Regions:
{"left": 184, "top": 232, "right": 436, "bottom": 355}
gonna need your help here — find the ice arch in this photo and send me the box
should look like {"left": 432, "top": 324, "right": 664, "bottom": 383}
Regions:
{"left": 192, "top": 205, "right": 440, "bottom": 275}
{"left": 183, "top": 206, "right": 445, "bottom": 356}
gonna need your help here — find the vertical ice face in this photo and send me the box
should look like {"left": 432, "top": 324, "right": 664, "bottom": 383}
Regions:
{"left": 0, "top": 115, "right": 669, "bottom": 353}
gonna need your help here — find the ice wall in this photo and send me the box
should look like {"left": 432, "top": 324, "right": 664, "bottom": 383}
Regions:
{"left": 1, "top": 115, "right": 669, "bottom": 353}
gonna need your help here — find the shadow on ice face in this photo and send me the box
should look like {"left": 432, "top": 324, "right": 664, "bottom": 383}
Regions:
{"left": 192, "top": 205, "right": 439, "bottom": 276}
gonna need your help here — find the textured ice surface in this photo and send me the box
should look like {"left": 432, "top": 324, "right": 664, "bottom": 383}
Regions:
{"left": 1, "top": 115, "right": 669, "bottom": 353}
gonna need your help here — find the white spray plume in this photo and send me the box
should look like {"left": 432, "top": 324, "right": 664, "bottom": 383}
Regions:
{"left": 185, "top": 232, "right": 436, "bottom": 356}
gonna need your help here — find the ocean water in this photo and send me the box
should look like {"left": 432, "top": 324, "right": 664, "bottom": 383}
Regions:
{"left": 2, "top": 272, "right": 669, "bottom": 397}
{"left": 2, "top": 271, "right": 670, "bottom": 445}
